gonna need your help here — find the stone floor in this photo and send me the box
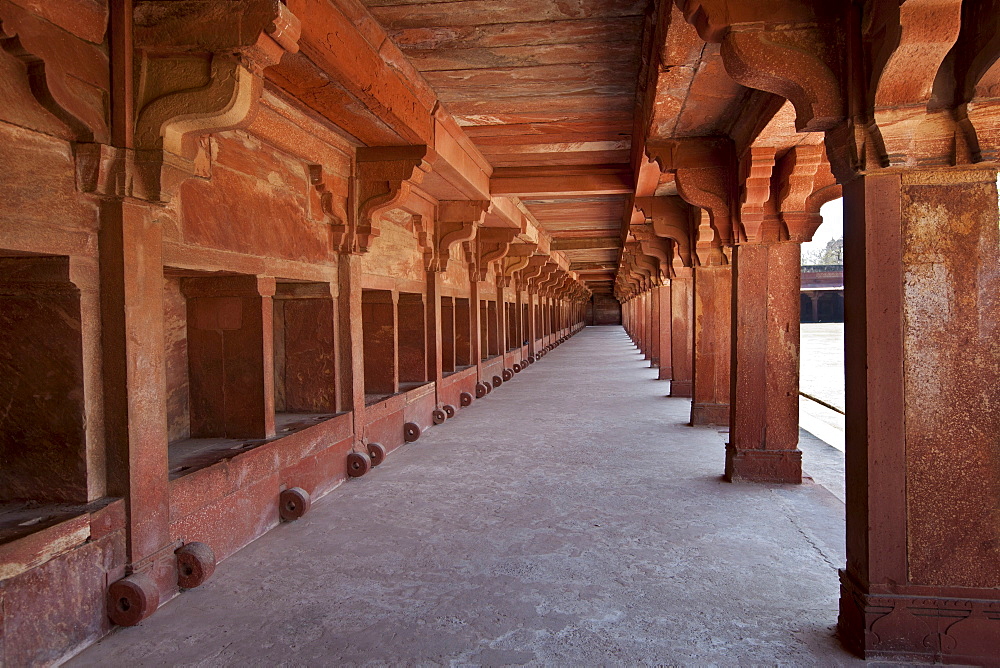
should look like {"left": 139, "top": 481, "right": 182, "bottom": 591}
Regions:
{"left": 72, "top": 326, "right": 861, "bottom": 667}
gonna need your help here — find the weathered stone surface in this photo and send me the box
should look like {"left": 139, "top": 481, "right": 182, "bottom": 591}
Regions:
{"left": 0, "top": 257, "right": 87, "bottom": 503}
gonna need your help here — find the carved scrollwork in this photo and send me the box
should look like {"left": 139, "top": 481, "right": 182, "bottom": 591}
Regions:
{"left": 429, "top": 199, "right": 489, "bottom": 272}
{"left": 355, "top": 145, "right": 432, "bottom": 254}
{"left": 129, "top": 0, "right": 301, "bottom": 201}
{"left": 722, "top": 27, "right": 843, "bottom": 133}
{"left": 476, "top": 227, "right": 519, "bottom": 282}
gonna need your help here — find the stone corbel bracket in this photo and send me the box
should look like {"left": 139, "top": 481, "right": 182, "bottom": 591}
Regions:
{"left": 950, "top": 0, "right": 1000, "bottom": 164}
{"left": 520, "top": 256, "right": 546, "bottom": 293}
{"left": 633, "top": 228, "right": 673, "bottom": 281}
{"left": 627, "top": 241, "right": 662, "bottom": 288}
{"left": 431, "top": 199, "right": 489, "bottom": 272}
{"left": 476, "top": 227, "right": 520, "bottom": 282}
{"left": 738, "top": 146, "right": 779, "bottom": 244}
{"left": 675, "top": 0, "right": 844, "bottom": 133}
{"left": 777, "top": 145, "right": 826, "bottom": 242}
{"left": 546, "top": 266, "right": 569, "bottom": 296}
{"left": 502, "top": 243, "right": 537, "bottom": 289}
{"left": 635, "top": 195, "right": 694, "bottom": 270}
{"left": 721, "top": 27, "right": 843, "bottom": 133}
{"left": 307, "top": 163, "right": 349, "bottom": 229}
{"left": 693, "top": 209, "right": 728, "bottom": 267}
{"left": 131, "top": 0, "right": 301, "bottom": 202}
{"left": 0, "top": 2, "right": 110, "bottom": 144}
{"left": 869, "top": 0, "right": 964, "bottom": 168}
{"left": 827, "top": 0, "right": 972, "bottom": 178}
{"left": 646, "top": 139, "right": 737, "bottom": 247}
{"left": 355, "top": 145, "right": 432, "bottom": 254}
{"left": 411, "top": 214, "right": 433, "bottom": 268}
{"left": 529, "top": 259, "right": 557, "bottom": 294}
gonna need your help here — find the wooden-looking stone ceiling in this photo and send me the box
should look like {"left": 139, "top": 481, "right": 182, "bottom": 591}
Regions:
{"left": 361, "top": 0, "right": 756, "bottom": 294}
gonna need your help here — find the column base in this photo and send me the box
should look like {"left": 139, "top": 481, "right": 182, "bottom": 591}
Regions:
{"left": 690, "top": 402, "right": 729, "bottom": 426}
{"left": 838, "top": 570, "right": 1000, "bottom": 665}
{"left": 724, "top": 444, "right": 802, "bottom": 484}
{"left": 669, "top": 379, "right": 692, "bottom": 397}
{"left": 657, "top": 366, "right": 672, "bottom": 381}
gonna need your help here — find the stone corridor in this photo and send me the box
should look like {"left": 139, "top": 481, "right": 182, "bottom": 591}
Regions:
{"left": 72, "top": 327, "right": 857, "bottom": 666}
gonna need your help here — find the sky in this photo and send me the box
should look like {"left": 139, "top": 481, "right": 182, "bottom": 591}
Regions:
{"left": 801, "top": 197, "right": 843, "bottom": 257}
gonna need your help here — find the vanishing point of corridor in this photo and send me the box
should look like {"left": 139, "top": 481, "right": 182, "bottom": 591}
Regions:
{"left": 73, "top": 327, "right": 857, "bottom": 666}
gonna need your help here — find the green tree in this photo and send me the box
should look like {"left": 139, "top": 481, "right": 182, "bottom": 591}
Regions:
{"left": 801, "top": 236, "right": 843, "bottom": 265}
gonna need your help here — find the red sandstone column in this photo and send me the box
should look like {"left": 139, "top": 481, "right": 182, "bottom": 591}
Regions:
{"left": 643, "top": 290, "right": 653, "bottom": 362}
{"left": 726, "top": 242, "right": 802, "bottom": 483}
{"left": 691, "top": 262, "right": 731, "bottom": 425}
{"left": 657, "top": 283, "right": 672, "bottom": 380}
{"left": 426, "top": 271, "right": 443, "bottom": 387}
{"left": 640, "top": 291, "right": 649, "bottom": 355}
{"left": 838, "top": 169, "right": 1000, "bottom": 661}
{"left": 650, "top": 285, "right": 661, "bottom": 367}
{"left": 338, "top": 252, "right": 367, "bottom": 418}
{"left": 669, "top": 271, "right": 693, "bottom": 397}
{"left": 514, "top": 284, "right": 524, "bottom": 356}
{"left": 470, "top": 277, "right": 483, "bottom": 377}
{"left": 526, "top": 289, "right": 536, "bottom": 356}
{"left": 99, "top": 199, "right": 173, "bottom": 583}
{"left": 631, "top": 297, "right": 637, "bottom": 343}
{"left": 624, "top": 298, "right": 631, "bottom": 339}
{"left": 635, "top": 294, "right": 643, "bottom": 349}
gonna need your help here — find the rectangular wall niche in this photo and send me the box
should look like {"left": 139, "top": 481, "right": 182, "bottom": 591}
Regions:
{"left": 273, "top": 282, "right": 336, "bottom": 416}
{"left": 454, "top": 297, "right": 472, "bottom": 367}
{"left": 0, "top": 255, "right": 87, "bottom": 503}
{"left": 397, "top": 292, "right": 427, "bottom": 390}
{"left": 522, "top": 303, "right": 530, "bottom": 345}
{"left": 165, "top": 272, "right": 272, "bottom": 444}
{"left": 362, "top": 289, "right": 396, "bottom": 404}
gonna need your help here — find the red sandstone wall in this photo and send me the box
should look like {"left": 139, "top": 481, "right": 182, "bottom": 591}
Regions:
{"left": 589, "top": 295, "right": 622, "bottom": 325}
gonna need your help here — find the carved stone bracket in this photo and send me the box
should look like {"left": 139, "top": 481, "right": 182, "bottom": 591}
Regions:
{"left": 673, "top": 0, "right": 844, "bottom": 133}
{"left": 777, "top": 145, "right": 825, "bottom": 242}
{"left": 520, "top": 256, "right": 546, "bottom": 293}
{"left": 307, "top": 163, "right": 350, "bottom": 237}
{"left": 738, "top": 146, "right": 779, "bottom": 244}
{"left": 430, "top": 199, "right": 489, "bottom": 272}
{"left": 530, "top": 259, "right": 557, "bottom": 294}
{"left": 129, "top": 0, "right": 301, "bottom": 202}
{"left": 635, "top": 195, "right": 694, "bottom": 269}
{"left": 640, "top": 237, "right": 673, "bottom": 281}
{"left": 646, "top": 139, "right": 736, "bottom": 246}
{"left": 722, "top": 27, "right": 843, "bottom": 133}
{"left": 693, "top": 209, "right": 728, "bottom": 267}
{"left": 0, "top": 1, "right": 110, "bottom": 144}
{"left": 476, "top": 227, "right": 519, "bottom": 282}
{"left": 826, "top": 0, "right": 988, "bottom": 180}
{"left": 354, "top": 145, "right": 432, "bottom": 254}
{"left": 501, "top": 243, "right": 537, "bottom": 289}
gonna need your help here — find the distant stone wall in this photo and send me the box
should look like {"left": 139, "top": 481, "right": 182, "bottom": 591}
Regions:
{"left": 588, "top": 295, "right": 622, "bottom": 326}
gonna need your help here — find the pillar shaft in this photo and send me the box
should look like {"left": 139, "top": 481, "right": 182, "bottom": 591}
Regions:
{"left": 650, "top": 287, "right": 660, "bottom": 365}
{"left": 691, "top": 264, "right": 731, "bottom": 425}
{"left": 838, "top": 169, "right": 1000, "bottom": 662}
{"left": 656, "top": 284, "right": 672, "bottom": 380}
{"left": 99, "top": 198, "right": 173, "bottom": 591}
{"left": 669, "top": 273, "right": 693, "bottom": 397}
{"left": 726, "top": 242, "right": 802, "bottom": 483}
